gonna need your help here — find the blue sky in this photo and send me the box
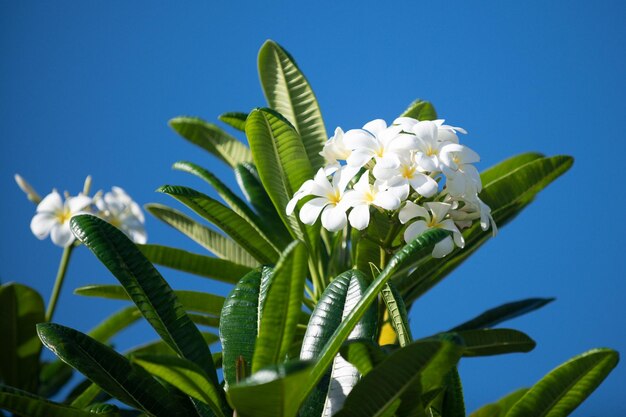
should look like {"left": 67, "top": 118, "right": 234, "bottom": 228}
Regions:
{"left": 1, "top": 1, "right": 625, "bottom": 414}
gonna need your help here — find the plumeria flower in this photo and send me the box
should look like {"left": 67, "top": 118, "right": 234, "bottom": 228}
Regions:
{"left": 393, "top": 117, "right": 467, "bottom": 143}
{"left": 343, "top": 119, "right": 417, "bottom": 170}
{"left": 286, "top": 166, "right": 356, "bottom": 232}
{"left": 373, "top": 152, "right": 439, "bottom": 199}
{"left": 95, "top": 187, "right": 147, "bottom": 244}
{"left": 448, "top": 194, "right": 497, "bottom": 236}
{"left": 30, "top": 190, "right": 92, "bottom": 247}
{"left": 399, "top": 201, "right": 464, "bottom": 258}
{"left": 320, "top": 127, "right": 351, "bottom": 174}
{"left": 342, "top": 172, "right": 403, "bottom": 230}
{"left": 403, "top": 120, "right": 458, "bottom": 173}
{"left": 440, "top": 144, "right": 482, "bottom": 197}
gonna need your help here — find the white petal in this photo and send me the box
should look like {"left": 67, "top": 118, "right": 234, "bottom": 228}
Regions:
{"left": 347, "top": 149, "right": 374, "bottom": 168}
{"left": 415, "top": 153, "right": 439, "bottom": 173}
{"left": 362, "top": 119, "right": 387, "bottom": 135}
{"left": 432, "top": 236, "right": 455, "bottom": 258}
{"left": 30, "top": 213, "right": 57, "bottom": 239}
{"left": 321, "top": 205, "right": 347, "bottom": 232}
{"left": 373, "top": 191, "right": 400, "bottom": 211}
{"left": 412, "top": 121, "right": 437, "bottom": 141}
{"left": 67, "top": 195, "right": 92, "bottom": 213}
{"left": 37, "top": 190, "right": 63, "bottom": 213}
{"left": 352, "top": 172, "right": 371, "bottom": 193}
{"left": 335, "top": 166, "right": 360, "bottom": 192}
{"left": 389, "top": 134, "right": 419, "bottom": 151}
{"left": 409, "top": 174, "right": 438, "bottom": 198}
{"left": 348, "top": 204, "right": 370, "bottom": 230}
{"left": 399, "top": 201, "right": 429, "bottom": 224}
{"left": 426, "top": 202, "right": 452, "bottom": 223}
{"left": 403, "top": 220, "right": 429, "bottom": 243}
{"left": 393, "top": 117, "right": 419, "bottom": 130}
{"left": 343, "top": 129, "right": 378, "bottom": 151}
{"left": 51, "top": 223, "right": 75, "bottom": 247}
{"left": 299, "top": 198, "right": 329, "bottom": 225}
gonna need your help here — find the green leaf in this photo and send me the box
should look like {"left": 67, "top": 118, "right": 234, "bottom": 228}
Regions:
{"left": 132, "top": 354, "right": 225, "bottom": 417}
{"left": 450, "top": 298, "right": 555, "bottom": 332}
{"left": 245, "top": 108, "right": 315, "bottom": 243}
{"left": 253, "top": 241, "right": 308, "bottom": 372}
{"left": 129, "top": 332, "right": 219, "bottom": 357}
{"left": 258, "top": 40, "right": 327, "bottom": 171}
{"left": 70, "top": 214, "right": 220, "bottom": 389}
{"left": 74, "top": 285, "right": 225, "bottom": 317}
{"left": 234, "top": 162, "right": 292, "bottom": 245}
{"left": 399, "top": 99, "right": 437, "bottom": 121}
{"left": 299, "top": 270, "right": 378, "bottom": 417}
{"left": 219, "top": 267, "right": 268, "bottom": 389}
{"left": 334, "top": 341, "right": 462, "bottom": 417}
{"left": 36, "top": 323, "right": 184, "bottom": 417}
{"left": 227, "top": 360, "right": 313, "bottom": 417}
{"left": 339, "top": 340, "right": 387, "bottom": 377}
{"left": 218, "top": 112, "right": 248, "bottom": 132}
{"left": 158, "top": 185, "right": 280, "bottom": 263}
{"left": 139, "top": 244, "right": 251, "bottom": 284}
{"left": 455, "top": 329, "right": 536, "bottom": 357}
{"left": 0, "top": 283, "right": 44, "bottom": 392}
{"left": 441, "top": 368, "right": 466, "bottom": 417}
{"left": 469, "top": 389, "right": 529, "bottom": 417}
{"left": 37, "top": 360, "right": 74, "bottom": 398}
{"left": 399, "top": 155, "right": 573, "bottom": 303}
{"left": 169, "top": 116, "right": 252, "bottom": 167}
{"left": 479, "top": 153, "right": 544, "bottom": 186}
{"left": 0, "top": 385, "right": 112, "bottom": 417}
{"left": 505, "top": 348, "right": 619, "bottom": 417}
{"left": 381, "top": 282, "right": 412, "bottom": 347}
{"left": 172, "top": 160, "right": 280, "bottom": 249}
{"left": 307, "top": 229, "right": 449, "bottom": 397}
{"left": 88, "top": 306, "right": 143, "bottom": 343}
{"left": 146, "top": 203, "right": 259, "bottom": 267}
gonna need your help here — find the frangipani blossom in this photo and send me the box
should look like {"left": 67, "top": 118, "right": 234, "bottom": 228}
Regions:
{"left": 343, "top": 119, "right": 417, "bottom": 170}
{"left": 399, "top": 201, "right": 464, "bottom": 258}
{"left": 373, "top": 153, "right": 438, "bottom": 199}
{"left": 406, "top": 120, "right": 458, "bottom": 173}
{"left": 30, "top": 190, "right": 92, "bottom": 247}
{"left": 286, "top": 166, "right": 356, "bottom": 232}
{"left": 343, "top": 173, "right": 403, "bottom": 230}
{"left": 320, "top": 127, "right": 351, "bottom": 174}
{"left": 440, "top": 143, "right": 482, "bottom": 197}
{"left": 95, "top": 187, "right": 147, "bottom": 244}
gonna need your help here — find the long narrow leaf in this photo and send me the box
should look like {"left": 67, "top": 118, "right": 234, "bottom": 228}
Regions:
{"left": 450, "top": 298, "right": 554, "bottom": 332}
{"left": 0, "top": 385, "right": 112, "bottom": 417}
{"left": 380, "top": 282, "right": 412, "bottom": 347}
{"left": 169, "top": 116, "right": 252, "bottom": 167}
{"left": 258, "top": 40, "right": 327, "bottom": 171}
{"left": 146, "top": 203, "right": 258, "bottom": 267}
{"left": 469, "top": 389, "right": 529, "bottom": 417}
{"left": 456, "top": 329, "right": 536, "bottom": 357}
{"left": 218, "top": 112, "right": 248, "bottom": 132}
{"left": 139, "top": 244, "right": 251, "bottom": 284}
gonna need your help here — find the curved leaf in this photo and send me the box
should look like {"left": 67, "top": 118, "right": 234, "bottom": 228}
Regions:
{"left": 339, "top": 340, "right": 387, "bottom": 377}
{"left": 234, "top": 162, "right": 292, "bottom": 245}
{"left": 505, "top": 348, "right": 619, "bottom": 417}
{"left": 129, "top": 332, "right": 219, "bottom": 357}
{"left": 479, "top": 152, "right": 544, "bottom": 186}
{"left": 253, "top": 241, "right": 308, "bottom": 371}
{"left": 218, "top": 112, "right": 248, "bottom": 132}
{"left": 0, "top": 283, "right": 44, "bottom": 392}
{"left": 146, "top": 203, "right": 258, "bottom": 267}
{"left": 227, "top": 360, "right": 313, "bottom": 417}
{"left": 132, "top": 354, "right": 225, "bottom": 417}
{"left": 441, "top": 368, "right": 465, "bottom": 417}
{"left": 470, "top": 389, "right": 529, "bottom": 417}
{"left": 74, "top": 285, "right": 225, "bottom": 317}
{"left": 334, "top": 341, "right": 462, "bottom": 417}
{"left": 158, "top": 185, "right": 279, "bottom": 263}
{"left": 139, "top": 244, "right": 251, "bottom": 284}
{"left": 36, "top": 323, "right": 184, "bottom": 417}
{"left": 0, "top": 385, "right": 112, "bottom": 417}
{"left": 245, "top": 108, "right": 315, "bottom": 243}
{"left": 308, "top": 228, "right": 449, "bottom": 401}
{"left": 70, "top": 215, "right": 220, "bottom": 389}
{"left": 399, "top": 99, "right": 437, "bottom": 121}
{"left": 456, "top": 329, "right": 536, "bottom": 357}
{"left": 88, "top": 306, "right": 143, "bottom": 343}
{"left": 299, "top": 270, "right": 378, "bottom": 417}
{"left": 450, "top": 298, "right": 555, "bottom": 332}
{"left": 220, "top": 268, "right": 267, "bottom": 389}
{"left": 169, "top": 116, "right": 252, "bottom": 167}
{"left": 400, "top": 155, "right": 574, "bottom": 303}
{"left": 258, "top": 40, "right": 327, "bottom": 171}
{"left": 380, "top": 282, "right": 412, "bottom": 347}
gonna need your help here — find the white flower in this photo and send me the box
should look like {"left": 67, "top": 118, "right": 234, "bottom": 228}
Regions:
{"left": 286, "top": 166, "right": 356, "bottom": 232}
{"left": 402, "top": 120, "right": 457, "bottom": 173}
{"left": 95, "top": 187, "right": 147, "bottom": 244}
{"left": 399, "top": 201, "right": 464, "bottom": 258}
{"left": 30, "top": 190, "right": 92, "bottom": 247}
{"left": 448, "top": 195, "right": 497, "bottom": 236}
{"left": 343, "top": 119, "right": 417, "bottom": 170}
{"left": 440, "top": 144, "right": 482, "bottom": 197}
{"left": 320, "top": 127, "right": 351, "bottom": 174}
{"left": 373, "top": 152, "right": 439, "bottom": 199}
{"left": 343, "top": 172, "right": 403, "bottom": 230}
{"left": 394, "top": 117, "right": 467, "bottom": 144}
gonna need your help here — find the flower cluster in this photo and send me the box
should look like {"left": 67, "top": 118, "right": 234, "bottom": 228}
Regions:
{"left": 20, "top": 175, "right": 147, "bottom": 247}
{"left": 287, "top": 117, "right": 496, "bottom": 258}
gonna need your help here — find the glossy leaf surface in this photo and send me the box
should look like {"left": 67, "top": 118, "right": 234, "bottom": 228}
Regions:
{"left": 0, "top": 385, "right": 111, "bottom": 417}
{"left": 450, "top": 298, "right": 555, "bottom": 332}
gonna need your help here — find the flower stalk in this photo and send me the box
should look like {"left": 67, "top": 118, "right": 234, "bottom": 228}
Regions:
{"left": 45, "top": 243, "right": 74, "bottom": 322}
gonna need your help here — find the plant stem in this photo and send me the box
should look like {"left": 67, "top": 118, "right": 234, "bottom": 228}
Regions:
{"left": 45, "top": 244, "right": 74, "bottom": 322}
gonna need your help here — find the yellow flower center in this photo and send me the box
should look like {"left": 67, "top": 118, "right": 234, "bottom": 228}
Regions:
{"left": 364, "top": 190, "right": 375, "bottom": 203}
{"left": 327, "top": 190, "right": 342, "bottom": 205}
{"left": 55, "top": 207, "right": 72, "bottom": 225}
{"left": 426, "top": 146, "right": 438, "bottom": 157}
{"left": 401, "top": 165, "right": 416, "bottom": 179}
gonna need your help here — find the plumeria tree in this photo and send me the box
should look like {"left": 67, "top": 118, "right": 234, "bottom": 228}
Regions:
{"left": 0, "top": 40, "right": 618, "bottom": 417}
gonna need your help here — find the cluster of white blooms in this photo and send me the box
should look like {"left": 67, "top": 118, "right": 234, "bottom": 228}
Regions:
{"left": 287, "top": 117, "right": 496, "bottom": 258}
{"left": 22, "top": 176, "right": 147, "bottom": 247}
